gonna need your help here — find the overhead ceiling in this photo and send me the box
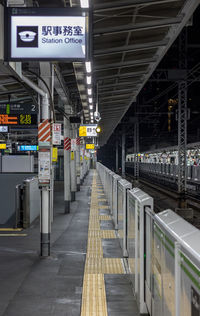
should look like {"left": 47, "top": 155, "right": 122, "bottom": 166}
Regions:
{"left": 0, "top": 0, "right": 199, "bottom": 146}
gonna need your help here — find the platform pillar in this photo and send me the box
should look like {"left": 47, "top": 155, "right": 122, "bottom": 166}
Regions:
{"left": 64, "top": 106, "right": 71, "bottom": 213}
{"left": 70, "top": 124, "right": 77, "bottom": 201}
{"left": 122, "top": 127, "right": 125, "bottom": 177}
{"left": 76, "top": 134, "right": 81, "bottom": 191}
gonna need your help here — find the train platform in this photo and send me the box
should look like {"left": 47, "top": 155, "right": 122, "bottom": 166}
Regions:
{"left": 0, "top": 170, "right": 139, "bottom": 316}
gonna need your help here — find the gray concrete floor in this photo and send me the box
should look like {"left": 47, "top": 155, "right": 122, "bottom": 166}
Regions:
{"left": 0, "top": 170, "right": 139, "bottom": 316}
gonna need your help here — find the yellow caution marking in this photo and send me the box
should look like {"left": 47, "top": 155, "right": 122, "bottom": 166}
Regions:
{"left": 103, "top": 258, "right": 125, "bottom": 274}
{"left": 101, "top": 230, "right": 116, "bottom": 239}
{"left": 81, "top": 274, "right": 107, "bottom": 316}
{"left": 98, "top": 205, "right": 109, "bottom": 209}
{"left": 99, "top": 215, "right": 111, "bottom": 221}
{"left": 0, "top": 228, "right": 23, "bottom": 231}
{"left": 0, "top": 234, "right": 27, "bottom": 237}
{"left": 81, "top": 172, "right": 126, "bottom": 316}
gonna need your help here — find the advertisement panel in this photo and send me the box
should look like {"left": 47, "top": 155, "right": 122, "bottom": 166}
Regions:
{"left": 5, "top": 7, "right": 88, "bottom": 61}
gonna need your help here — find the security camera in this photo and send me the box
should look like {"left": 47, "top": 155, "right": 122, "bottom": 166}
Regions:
{"left": 94, "top": 111, "right": 101, "bottom": 122}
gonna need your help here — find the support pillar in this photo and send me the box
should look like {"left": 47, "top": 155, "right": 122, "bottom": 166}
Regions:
{"left": 39, "top": 63, "right": 52, "bottom": 257}
{"left": 122, "top": 127, "right": 125, "bottom": 177}
{"left": 178, "top": 28, "right": 187, "bottom": 208}
{"left": 70, "top": 125, "right": 77, "bottom": 201}
{"left": 64, "top": 108, "right": 71, "bottom": 213}
{"left": 116, "top": 136, "right": 119, "bottom": 173}
{"left": 76, "top": 135, "right": 81, "bottom": 191}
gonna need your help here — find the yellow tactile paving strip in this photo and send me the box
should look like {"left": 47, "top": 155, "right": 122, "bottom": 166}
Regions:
{"left": 81, "top": 172, "right": 125, "bottom": 316}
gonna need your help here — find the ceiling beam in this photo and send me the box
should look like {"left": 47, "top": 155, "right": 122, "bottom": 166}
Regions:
{"left": 94, "top": 58, "right": 156, "bottom": 72}
{"left": 99, "top": 88, "right": 137, "bottom": 95}
{"left": 94, "top": 17, "right": 182, "bottom": 36}
{"left": 94, "top": 39, "right": 168, "bottom": 57}
{"left": 99, "top": 82, "right": 139, "bottom": 89}
{"left": 100, "top": 93, "right": 134, "bottom": 100}
{"left": 96, "top": 71, "right": 145, "bottom": 80}
{"left": 94, "top": 0, "right": 178, "bottom": 12}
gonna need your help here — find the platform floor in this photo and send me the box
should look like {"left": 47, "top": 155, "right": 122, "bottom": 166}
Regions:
{"left": 0, "top": 170, "right": 139, "bottom": 316}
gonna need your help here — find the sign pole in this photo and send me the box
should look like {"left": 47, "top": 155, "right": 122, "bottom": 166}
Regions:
{"left": 64, "top": 105, "right": 71, "bottom": 213}
{"left": 39, "top": 95, "right": 51, "bottom": 257}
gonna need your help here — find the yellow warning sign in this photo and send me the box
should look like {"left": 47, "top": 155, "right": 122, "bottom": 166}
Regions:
{"left": 0, "top": 143, "right": 6, "bottom": 149}
{"left": 86, "top": 144, "right": 95, "bottom": 150}
{"left": 79, "top": 126, "right": 87, "bottom": 137}
{"left": 71, "top": 151, "right": 75, "bottom": 160}
{"left": 52, "top": 147, "right": 58, "bottom": 162}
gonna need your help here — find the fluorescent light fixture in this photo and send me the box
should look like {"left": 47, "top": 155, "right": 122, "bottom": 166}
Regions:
{"left": 86, "top": 76, "right": 92, "bottom": 85}
{"left": 89, "top": 105, "right": 93, "bottom": 110}
{"left": 88, "top": 97, "right": 93, "bottom": 103}
{"left": 88, "top": 88, "right": 92, "bottom": 95}
{"left": 80, "top": 0, "right": 89, "bottom": 8}
{"left": 85, "top": 61, "right": 91, "bottom": 73}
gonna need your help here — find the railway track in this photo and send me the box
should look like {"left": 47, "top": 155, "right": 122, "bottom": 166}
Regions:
{"left": 126, "top": 173, "right": 200, "bottom": 228}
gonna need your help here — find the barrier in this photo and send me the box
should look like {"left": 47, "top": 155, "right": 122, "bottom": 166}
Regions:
{"left": 97, "top": 162, "right": 200, "bottom": 316}
{"left": 117, "top": 179, "right": 132, "bottom": 256}
{"left": 23, "top": 177, "right": 41, "bottom": 228}
{"left": 127, "top": 188, "right": 153, "bottom": 314}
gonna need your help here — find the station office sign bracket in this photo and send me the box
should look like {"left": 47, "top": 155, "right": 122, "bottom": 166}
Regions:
{"left": 4, "top": 7, "right": 89, "bottom": 61}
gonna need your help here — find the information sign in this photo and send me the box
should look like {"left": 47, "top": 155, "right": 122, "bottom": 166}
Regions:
{"left": 5, "top": 7, "right": 88, "bottom": 61}
{"left": 0, "top": 103, "right": 38, "bottom": 114}
{"left": 19, "top": 145, "right": 38, "bottom": 151}
{"left": 52, "top": 123, "right": 61, "bottom": 145}
{"left": 0, "top": 144, "right": 6, "bottom": 149}
{"left": 86, "top": 144, "right": 95, "bottom": 150}
{"left": 71, "top": 138, "right": 77, "bottom": 151}
{"left": 79, "top": 124, "right": 97, "bottom": 137}
{"left": 0, "top": 114, "right": 37, "bottom": 125}
{"left": 0, "top": 126, "right": 8, "bottom": 132}
{"left": 38, "top": 149, "right": 51, "bottom": 184}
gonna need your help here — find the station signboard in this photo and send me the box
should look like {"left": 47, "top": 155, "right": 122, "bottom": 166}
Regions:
{"left": 0, "top": 103, "right": 38, "bottom": 114}
{"left": 79, "top": 124, "right": 97, "bottom": 137}
{"left": 5, "top": 7, "right": 88, "bottom": 61}
{"left": 0, "top": 114, "right": 37, "bottom": 126}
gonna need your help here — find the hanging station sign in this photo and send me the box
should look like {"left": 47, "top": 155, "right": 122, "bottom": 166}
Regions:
{"left": 79, "top": 124, "right": 98, "bottom": 137}
{"left": 5, "top": 7, "right": 88, "bottom": 61}
{"left": 0, "top": 103, "right": 38, "bottom": 114}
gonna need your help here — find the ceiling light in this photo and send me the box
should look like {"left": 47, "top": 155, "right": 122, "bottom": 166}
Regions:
{"left": 89, "top": 105, "right": 93, "bottom": 110}
{"left": 85, "top": 61, "right": 91, "bottom": 73}
{"left": 89, "top": 97, "right": 93, "bottom": 103}
{"left": 86, "top": 76, "right": 91, "bottom": 85}
{"left": 88, "top": 88, "right": 92, "bottom": 95}
{"left": 80, "top": 0, "right": 89, "bottom": 8}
